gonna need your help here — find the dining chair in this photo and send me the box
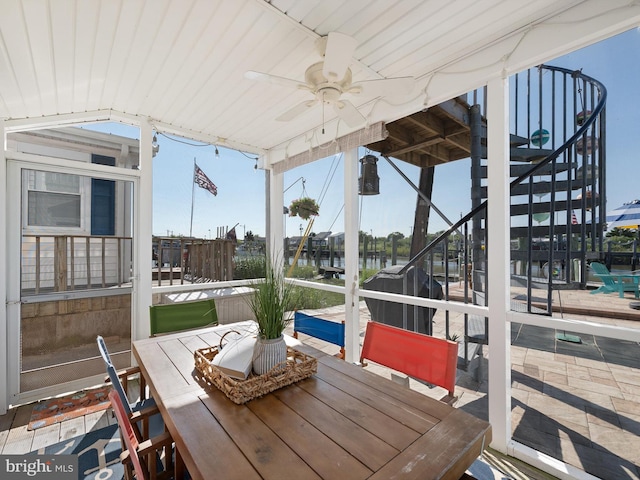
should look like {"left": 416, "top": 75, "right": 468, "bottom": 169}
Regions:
{"left": 149, "top": 299, "right": 218, "bottom": 336}
{"left": 360, "top": 321, "right": 458, "bottom": 405}
{"left": 293, "top": 311, "right": 345, "bottom": 359}
{"left": 97, "top": 336, "right": 163, "bottom": 440}
{"left": 97, "top": 335, "right": 149, "bottom": 403}
{"left": 109, "top": 389, "right": 179, "bottom": 480}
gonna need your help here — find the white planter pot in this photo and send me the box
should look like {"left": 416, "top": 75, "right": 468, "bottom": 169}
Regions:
{"left": 252, "top": 335, "right": 287, "bottom": 375}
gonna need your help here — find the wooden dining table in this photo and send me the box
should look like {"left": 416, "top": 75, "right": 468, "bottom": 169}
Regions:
{"left": 132, "top": 321, "right": 492, "bottom": 480}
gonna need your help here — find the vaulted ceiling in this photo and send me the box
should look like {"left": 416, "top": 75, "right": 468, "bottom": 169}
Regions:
{"left": 1, "top": 0, "right": 639, "bottom": 168}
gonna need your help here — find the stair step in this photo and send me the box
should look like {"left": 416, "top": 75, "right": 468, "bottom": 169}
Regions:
{"left": 510, "top": 199, "right": 593, "bottom": 216}
{"left": 479, "top": 145, "right": 554, "bottom": 162}
{"left": 511, "top": 250, "right": 577, "bottom": 262}
{"left": 480, "top": 162, "right": 576, "bottom": 178}
{"left": 482, "top": 129, "right": 531, "bottom": 147}
{"left": 471, "top": 224, "right": 605, "bottom": 239}
{"left": 510, "top": 133, "right": 530, "bottom": 147}
{"left": 509, "top": 223, "right": 603, "bottom": 238}
{"left": 481, "top": 179, "right": 597, "bottom": 198}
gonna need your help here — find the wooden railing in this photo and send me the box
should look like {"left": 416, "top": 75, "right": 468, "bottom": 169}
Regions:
{"left": 153, "top": 237, "right": 235, "bottom": 286}
{"left": 22, "top": 234, "right": 132, "bottom": 294}
{"left": 21, "top": 235, "right": 236, "bottom": 295}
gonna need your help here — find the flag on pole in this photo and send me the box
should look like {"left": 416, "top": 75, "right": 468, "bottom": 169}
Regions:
{"left": 194, "top": 163, "right": 217, "bottom": 196}
{"left": 571, "top": 211, "right": 578, "bottom": 225}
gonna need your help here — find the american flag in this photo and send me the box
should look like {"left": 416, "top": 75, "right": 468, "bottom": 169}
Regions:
{"left": 194, "top": 163, "right": 217, "bottom": 196}
{"left": 571, "top": 211, "right": 578, "bottom": 225}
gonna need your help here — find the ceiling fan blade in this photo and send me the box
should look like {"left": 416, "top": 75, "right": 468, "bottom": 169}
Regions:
{"left": 333, "top": 100, "right": 366, "bottom": 127}
{"left": 276, "top": 100, "right": 318, "bottom": 122}
{"left": 244, "top": 70, "right": 310, "bottom": 90}
{"left": 322, "top": 32, "right": 357, "bottom": 82}
{"left": 352, "top": 77, "right": 415, "bottom": 97}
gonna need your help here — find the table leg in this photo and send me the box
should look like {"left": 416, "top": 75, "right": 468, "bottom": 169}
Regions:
{"left": 175, "top": 446, "right": 185, "bottom": 479}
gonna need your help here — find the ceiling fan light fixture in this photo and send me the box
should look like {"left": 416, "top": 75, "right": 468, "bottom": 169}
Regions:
{"left": 246, "top": 31, "right": 414, "bottom": 128}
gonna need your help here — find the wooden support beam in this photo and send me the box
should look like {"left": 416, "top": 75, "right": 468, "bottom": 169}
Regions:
{"left": 436, "top": 97, "right": 470, "bottom": 127}
{"left": 410, "top": 166, "right": 435, "bottom": 259}
{"left": 387, "top": 135, "right": 445, "bottom": 158}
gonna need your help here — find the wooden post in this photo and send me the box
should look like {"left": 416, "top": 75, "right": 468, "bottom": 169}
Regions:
{"left": 86, "top": 237, "right": 91, "bottom": 288}
{"left": 226, "top": 241, "right": 234, "bottom": 280}
{"left": 362, "top": 236, "right": 368, "bottom": 270}
{"left": 70, "top": 236, "right": 75, "bottom": 290}
{"left": 35, "top": 237, "right": 41, "bottom": 294}
{"left": 392, "top": 236, "right": 398, "bottom": 265}
{"left": 54, "top": 236, "right": 67, "bottom": 292}
{"left": 329, "top": 237, "right": 335, "bottom": 267}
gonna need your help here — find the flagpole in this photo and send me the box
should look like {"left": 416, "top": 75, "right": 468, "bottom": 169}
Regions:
{"left": 190, "top": 157, "right": 196, "bottom": 237}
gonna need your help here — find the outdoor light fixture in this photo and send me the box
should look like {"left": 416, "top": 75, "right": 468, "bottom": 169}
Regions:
{"left": 152, "top": 134, "right": 159, "bottom": 157}
{"left": 359, "top": 154, "right": 380, "bottom": 195}
{"left": 215, "top": 145, "right": 220, "bottom": 159}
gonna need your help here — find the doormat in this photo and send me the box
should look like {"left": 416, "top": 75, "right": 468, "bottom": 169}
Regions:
{"left": 31, "top": 424, "right": 123, "bottom": 480}
{"left": 28, "top": 386, "right": 112, "bottom": 430}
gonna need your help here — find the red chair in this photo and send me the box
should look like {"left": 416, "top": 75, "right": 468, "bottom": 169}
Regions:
{"left": 109, "top": 390, "right": 182, "bottom": 480}
{"left": 360, "top": 321, "right": 458, "bottom": 405}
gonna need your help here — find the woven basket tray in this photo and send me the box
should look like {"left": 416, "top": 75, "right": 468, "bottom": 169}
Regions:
{"left": 194, "top": 345, "right": 317, "bottom": 404}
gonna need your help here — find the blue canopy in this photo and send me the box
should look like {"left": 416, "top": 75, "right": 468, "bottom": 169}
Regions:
{"left": 606, "top": 199, "right": 640, "bottom": 229}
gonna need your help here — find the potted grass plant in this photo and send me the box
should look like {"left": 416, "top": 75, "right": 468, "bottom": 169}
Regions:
{"left": 247, "top": 255, "right": 298, "bottom": 374}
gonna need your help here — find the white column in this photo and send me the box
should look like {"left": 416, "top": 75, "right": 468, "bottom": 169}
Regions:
{"left": 0, "top": 119, "right": 7, "bottom": 414}
{"left": 344, "top": 148, "right": 360, "bottom": 363}
{"left": 486, "top": 75, "right": 511, "bottom": 451}
{"left": 267, "top": 165, "right": 285, "bottom": 267}
{"left": 133, "top": 122, "right": 154, "bottom": 341}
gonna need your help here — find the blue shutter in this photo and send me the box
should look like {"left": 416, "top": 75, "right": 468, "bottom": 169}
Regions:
{"left": 91, "top": 155, "right": 116, "bottom": 235}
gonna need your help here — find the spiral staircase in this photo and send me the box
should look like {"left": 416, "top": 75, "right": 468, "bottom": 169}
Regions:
{"left": 366, "top": 64, "right": 607, "bottom": 358}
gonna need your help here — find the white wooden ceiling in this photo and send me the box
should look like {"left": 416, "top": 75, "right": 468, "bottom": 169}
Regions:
{"left": 1, "top": 0, "right": 639, "bottom": 164}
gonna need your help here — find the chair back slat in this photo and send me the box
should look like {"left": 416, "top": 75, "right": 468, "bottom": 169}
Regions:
{"left": 109, "top": 390, "right": 148, "bottom": 480}
{"left": 149, "top": 299, "right": 218, "bottom": 336}
{"left": 590, "top": 262, "right": 617, "bottom": 286}
{"left": 294, "top": 312, "right": 345, "bottom": 346}
{"left": 97, "top": 335, "right": 112, "bottom": 365}
{"left": 360, "top": 321, "right": 457, "bottom": 398}
{"left": 107, "top": 363, "right": 133, "bottom": 416}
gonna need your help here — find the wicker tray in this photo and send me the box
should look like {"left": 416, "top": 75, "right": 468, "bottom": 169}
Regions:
{"left": 194, "top": 345, "right": 317, "bottom": 404}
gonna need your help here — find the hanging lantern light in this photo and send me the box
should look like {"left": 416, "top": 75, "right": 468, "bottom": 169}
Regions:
{"left": 359, "top": 154, "right": 380, "bottom": 195}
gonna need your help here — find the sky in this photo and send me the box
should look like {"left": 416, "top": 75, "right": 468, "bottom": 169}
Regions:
{"left": 83, "top": 28, "right": 640, "bottom": 240}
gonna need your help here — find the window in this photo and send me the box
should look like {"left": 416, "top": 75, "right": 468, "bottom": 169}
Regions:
{"left": 24, "top": 170, "right": 84, "bottom": 229}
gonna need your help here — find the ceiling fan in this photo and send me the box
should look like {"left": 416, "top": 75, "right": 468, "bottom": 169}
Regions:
{"left": 245, "top": 32, "right": 415, "bottom": 128}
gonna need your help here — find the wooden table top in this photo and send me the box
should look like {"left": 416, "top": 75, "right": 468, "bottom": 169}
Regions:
{"left": 133, "top": 322, "right": 492, "bottom": 480}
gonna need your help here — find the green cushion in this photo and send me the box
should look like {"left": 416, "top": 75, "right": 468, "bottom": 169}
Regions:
{"left": 149, "top": 299, "right": 218, "bottom": 336}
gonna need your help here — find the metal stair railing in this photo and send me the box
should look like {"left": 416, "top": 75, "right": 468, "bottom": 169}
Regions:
{"left": 391, "top": 65, "right": 606, "bottom": 365}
